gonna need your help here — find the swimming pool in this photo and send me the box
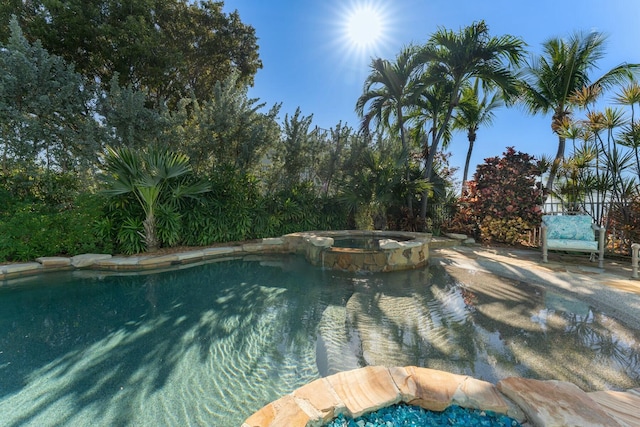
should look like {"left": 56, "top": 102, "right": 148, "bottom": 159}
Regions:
{"left": 1, "top": 254, "right": 638, "bottom": 426}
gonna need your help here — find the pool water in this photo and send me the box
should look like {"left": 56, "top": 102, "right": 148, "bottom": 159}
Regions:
{"left": 331, "top": 236, "right": 409, "bottom": 249}
{"left": 1, "top": 254, "right": 639, "bottom": 426}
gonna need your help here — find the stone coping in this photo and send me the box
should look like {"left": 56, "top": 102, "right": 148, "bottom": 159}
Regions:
{"left": 0, "top": 231, "right": 435, "bottom": 282}
{"left": 242, "top": 366, "right": 640, "bottom": 427}
{"left": 0, "top": 239, "right": 293, "bottom": 282}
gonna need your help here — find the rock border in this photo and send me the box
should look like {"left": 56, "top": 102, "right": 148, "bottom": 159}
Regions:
{"left": 1, "top": 231, "right": 434, "bottom": 283}
{"left": 242, "top": 366, "right": 640, "bottom": 427}
{"left": 0, "top": 240, "right": 288, "bottom": 283}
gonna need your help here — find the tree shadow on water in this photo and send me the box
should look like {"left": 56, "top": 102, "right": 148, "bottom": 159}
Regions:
{"left": 0, "top": 255, "right": 335, "bottom": 426}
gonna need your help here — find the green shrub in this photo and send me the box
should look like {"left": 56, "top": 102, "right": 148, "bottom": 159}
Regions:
{"left": 116, "top": 217, "right": 145, "bottom": 255}
{"left": 0, "top": 194, "right": 110, "bottom": 262}
{"left": 156, "top": 204, "right": 182, "bottom": 247}
{"left": 179, "top": 175, "right": 349, "bottom": 245}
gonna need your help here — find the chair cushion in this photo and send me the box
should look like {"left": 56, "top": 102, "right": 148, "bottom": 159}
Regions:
{"left": 542, "top": 215, "right": 594, "bottom": 241}
{"left": 546, "top": 239, "right": 598, "bottom": 251}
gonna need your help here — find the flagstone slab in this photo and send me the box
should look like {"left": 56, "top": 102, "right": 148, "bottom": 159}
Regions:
{"left": 291, "top": 377, "right": 344, "bottom": 424}
{"left": 498, "top": 377, "right": 623, "bottom": 427}
{"left": 70, "top": 254, "right": 112, "bottom": 268}
{"left": 202, "top": 247, "right": 238, "bottom": 257}
{"left": 173, "top": 251, "right": 204, "bottom": 262}
{"left": 453, "top": 376, "right": 510, "bottom": 415}
{"left": 242, "top": 366, "right": 639, "bottom": 427}
{"left": 390, "top": 366, "right": 465, "bottom": 412}
{"left": 243, "top": 395, "right": 310, "bottom": 427}
{"left": 1, "top": 262, "right": 42, "bottom": 279}
{"left": 93, "top": 257, "right": 143, "bottom": 270}
{"left": 326, "top": 366, "right": 401, "bottom": 418}
{"left": 137, "top": 254, "right": 179, "bottom": 266}
{"left": 588, "top": 389, "right": 640, "bottom": 427}
{"left": 36, "top": 256, "right": 71, "bottom": 268}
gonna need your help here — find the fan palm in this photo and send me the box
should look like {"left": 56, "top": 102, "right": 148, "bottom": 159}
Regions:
{"left": 452, "top": 79, "right": 504, "bottom": 192}
{"left": 519, "top": 31, "right": 638, "bottom": 194}
{"left": 355, "top": 45, "right": 420, "bottom": 212}
{"left": 416, "top": 21, "right": 525, "bottom": 222}
{"left": 103, "top": 146, "right": 210, "bottom": 252}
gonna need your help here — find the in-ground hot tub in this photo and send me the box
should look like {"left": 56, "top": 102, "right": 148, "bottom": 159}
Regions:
{"left": 284, "top": 230, "right": 431, "bottom": 273}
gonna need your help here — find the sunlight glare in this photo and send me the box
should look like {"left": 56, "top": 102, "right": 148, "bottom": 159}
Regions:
{"left": 346, "top": 5, "right": 383, "bottom": 49}
{"left": 326, "top": 0, "right": 396, "bottom": 79}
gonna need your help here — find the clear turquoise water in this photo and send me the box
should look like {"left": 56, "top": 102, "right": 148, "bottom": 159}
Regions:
{"left": 1, "top": 254, "right": 639, "bottom": 426}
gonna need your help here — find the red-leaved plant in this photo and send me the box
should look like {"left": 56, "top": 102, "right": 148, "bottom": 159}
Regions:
{"left": 446, "top": 147, "right": 543, "bottom": 244}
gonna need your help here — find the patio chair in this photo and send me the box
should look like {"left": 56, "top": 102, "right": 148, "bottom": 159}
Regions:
{"left": 541, "top": 215, "right": 605, "bottom": 268}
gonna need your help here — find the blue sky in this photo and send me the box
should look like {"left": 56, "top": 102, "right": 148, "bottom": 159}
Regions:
{"left": 221, "top": 0, "right": 640, "bottom": 181}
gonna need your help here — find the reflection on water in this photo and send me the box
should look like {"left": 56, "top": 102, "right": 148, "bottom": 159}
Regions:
{"left": 0, "top": 255, "right": 639, "bottom": 426}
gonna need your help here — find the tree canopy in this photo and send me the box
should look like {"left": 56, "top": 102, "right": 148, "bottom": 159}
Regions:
{"left": 0, "top": 17, "right": 101, "bottom": 172}
{"left": 2, "top": 0, "right": 262, "bottom": 107}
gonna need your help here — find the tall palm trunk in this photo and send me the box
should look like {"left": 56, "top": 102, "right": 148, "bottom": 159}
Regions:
{"left": 462, "top": 137, "right": 475, "bottom": 193}
{"left": 545, "top": 135, "right": 566, "bottom": 196}
{"left": 398, "top": 110, "right": 413, "bottom": 213}
{"left": 420, "top": 95, "right": 458, "bottom": 224}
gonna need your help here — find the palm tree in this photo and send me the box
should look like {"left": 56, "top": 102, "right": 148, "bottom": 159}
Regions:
{"left": 416, "top": 21, "right": 525, "bottom": 223}
{"left": 615, "top": 82, "right": 640, "bottom": 181}
{"left": 452, "top": 79, "right": 504, "bottom": 192}
{"left": 103, "top": 146, "right": 210, "bottom": 252}
{"left": 355, "top": 45, "right": 420, "bottom": 213}
{"left": 411, "top": 69, "right": 454, "bottom": 175}
{"left": 339, "top": 144, "right": 431, "bottom": 230}
{"left": 519, "top": 31, "right": 638, "bottom": 195}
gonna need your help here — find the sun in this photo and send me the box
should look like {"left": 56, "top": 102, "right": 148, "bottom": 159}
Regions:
{"left": 339, "top": 2, "right": 390, "bottom": 55}
{"left": 345, "top": 5, "right": 384, "bottom": 49}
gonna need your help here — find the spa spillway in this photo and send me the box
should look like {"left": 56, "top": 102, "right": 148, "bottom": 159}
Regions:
{"left": 284, "top": 230, "right": 432, "bottom": 273}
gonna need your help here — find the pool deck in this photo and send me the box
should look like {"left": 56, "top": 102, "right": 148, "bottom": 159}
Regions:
{"left": 431, "top": 241, "right": 640, "bottom": 328}
{"left": 244, "top": 241, "right": 640, "bottom": 427}
{"left": 2, "top": 237, "right": 640, "bottom": 426}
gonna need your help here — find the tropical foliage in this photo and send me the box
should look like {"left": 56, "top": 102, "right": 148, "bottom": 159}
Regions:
{"left": 356, "top": 46, "right": 420, "bottom": 212}
{"left": 447, "top": 148, "right": 543, "bottom": 244}
{"left": 355, "top": 21, "right": 525, "bottom": 227}
{"left": 519, "top": 31, "right": 638, "bottom": 194}
{"left": 0, "top": 17, "right": 102, "bottom": 173}
{"left": 452, "top": 80, "right": 504, "bottom": 192}
{"left": 414, "top": 21, "right": 525, "bottom": 222}
{"left": 1, "top": 10, "right": 639, "bottom": 261}
{"left": 102, "top": 146, "right": 210, "bottom": 252}
{"left": 547, "top": 80, "right": 640, "bottom": 253}
{"left": 2, "top": 0, "right": 262, "bottom": 106}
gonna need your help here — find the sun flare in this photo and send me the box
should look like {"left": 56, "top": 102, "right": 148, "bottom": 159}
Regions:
{"left": 341, "top": 2, "right": 389, "bottom": 54}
